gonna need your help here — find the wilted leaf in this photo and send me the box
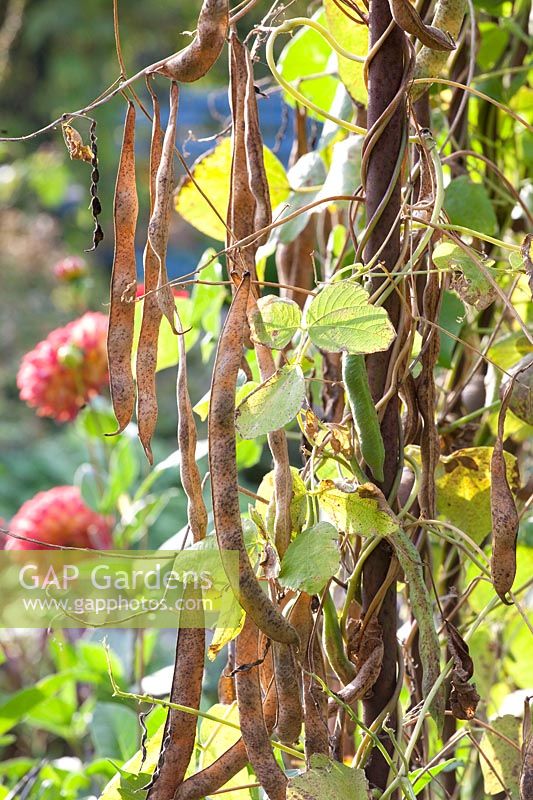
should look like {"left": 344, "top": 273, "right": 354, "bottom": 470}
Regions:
{"left": 317, "top": 480, "right": 398, "bottom": 537}
{"left": 249, "top": 296, "right": 303, "bottom": 350}
{"left": 480, "top": 715, "right": 522, "bottom": 797}
{"left": 288, "top": 754, "right": 368, "bottom": 800}
{"left": 432, "top": 241, "right": 497, "bottom": 310}
{"left": 278, "top": 522, "right": 340, "bottom": 594}
{"left": 305, "top": 280, "right": 396, "bottom": 354}
{"left": 445, "top": 620, "right": 480, "bottom": 720}
{"left": 174, "top": 137, "right": 289, "bottom": 241}
{"left": 235, "top": 364, "right": 305, "bottom": 438}
{"left": 324, "top": 0, "right": 368, "bottom": 105}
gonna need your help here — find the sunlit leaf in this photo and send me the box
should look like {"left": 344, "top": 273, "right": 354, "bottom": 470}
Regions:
{"left": 277, "top": 10, "right": 339, "bottom": 119}
{"left": 324, "top": 0, "right": 368, "bottom": 105}
{"left": 305, "top": 280, "right": 396, "bottom": 354}
{"left": 196, "top": 702, "right": 250, "bottom": 799}
{"left": 480, "top": 715, "right": 522, "bottom": 796}
{"left": 235, "top": 364, "right": 305, "bottom": 439}
{"left": 407, "top": 446, "right": 520, "bottom": 544}
{"left": 256, "top": 466, "right": 308, "bottom": 536}
{"left": 174, "top": 137, "right": 289, "bottom": 241}
{"left": 249, "top": 295, "right": 303, "bottom": 350}
{"left": 318, "top": 480, "right": 398, "bottom": 537}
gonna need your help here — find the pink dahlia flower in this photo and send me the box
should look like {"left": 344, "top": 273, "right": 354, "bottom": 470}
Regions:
{"left": 5, "top": 486, "right": 113, "bottom": 551}
{"left": 53, "top": 256, "right": 87, "bottom": 282}
{"left": 17, "top": 312, "right": 109, "bottom": 422}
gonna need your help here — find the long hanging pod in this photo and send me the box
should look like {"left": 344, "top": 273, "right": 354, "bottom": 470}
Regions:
{"left": 136, "top": 83, "right": 164, "bottom": 463}
{"left": 107, "top": 101, "right": 138, "bottom": 434}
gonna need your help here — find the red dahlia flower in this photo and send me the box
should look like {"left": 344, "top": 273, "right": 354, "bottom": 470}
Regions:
{"left": 17, "top": 312, "right": 109, "bottom": 422}
{"left": 5, "top": 486, "right": 113, "bottom": 551}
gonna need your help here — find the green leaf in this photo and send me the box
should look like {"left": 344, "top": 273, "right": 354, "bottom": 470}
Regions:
{"left": 288, "top": 754, "right": 368, "bottom": 800}
{"left": 249, "top": 296, "right": 302, "bottom": 350}
{"left": 256, "top": 466, "right": 308, "bottom": 536}
{"left": 432, "top": 242, "right": 497, "bottom": 310}
{"left": 444, "top": 176, "right": 498, "bottom": 236}
{"left": 100, "top": 437, "right": 139, "bottom": 513}
{"left": 279, "top": 522, "right": 340, "bottom": 594}
{"left": 277, "top": 10, "right": 339, "bottom": 120}
{"left": 318, "top": 480, "right": 399, "bottom": 537}
{"left": 98, "top": 710, "right": 165, "bottom": 799}
{"left": 90, "top": 703, "right": 139, "bottom": 763}
{"left": 191, "top": 248, "right": 226, "bottom": 337}
{"left": 312, "top": 137, "right": 362, "bottom": 211}
{"left": 305, "top": 280, "right": 396, "bottom": 354}
{"left": 437, "top": 290, "right": 465, "bottom": 368}
{"left": 174, "top": 137, "right": 289, "bottom": 241}
{"left": 132, "top": 295, "right": 198, "bottom": 375}
{"left": 408, "top": 759, "right": 463, "bottom": 795}
{"left": 480, "top": 715, "right": 521, "bottom": 796}
{"left": 0, "top": 673, "right": 71, "bottom": 736}
{"left": 235, "top": 364, "right": 305, "bottom": 439}
{"left": 324, "top": 0, "right": 368, "bottom": 105}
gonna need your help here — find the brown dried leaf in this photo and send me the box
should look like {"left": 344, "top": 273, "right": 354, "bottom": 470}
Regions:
{"left": 445, "top": 620, "right": 480, "bottom": 720}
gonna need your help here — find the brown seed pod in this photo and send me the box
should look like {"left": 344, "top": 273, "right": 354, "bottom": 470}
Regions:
{"left": 389, "top": 0, "right": 456, "bottom": 50}
{"left": 490, "top": 388, "right": 519, "bottom": 605}
{"left": 148, "top": 81, "right": 179, "bottom": 334}
{"left": 85, "top": 119, "right": 104, "bottom": 251}
{"left": 412, "top": 0, "right": 466, "bottom": 100}
{"left": 290, "top": 592, "right": 329, "bottom": 761}
{"left": 520, "top": 697, "right": 533, "bottom": 800}
{"left": 155, "top": 0, "right": 229, "bottom": 82}
{"left": 227, "top": 32, "right": 257, "bottom": 282}
{"left": 176, "top": 641, "right": 279, "bottom": 800}
{"left": 243, "top": 44, "right": 271, "bottom": 247}
{"left": 235, "top": 616, "right": 288, "bottom": 800}
{"left": 177, "top": 307, "right": 208, "bottom": 543}
{"left": 272, "top": 641, "right": 302, "bottom": 745}
{"left": 107, "top": 102, "right": 138, "bottom": 434}
{"left": 147, "top": 620, "right": 205, "bottom": 799}
{"left": 208, "top": 272, "right": 298, "bottom": 646}
{"left": 136, "top": 84, "right": 164, "bottom": 463}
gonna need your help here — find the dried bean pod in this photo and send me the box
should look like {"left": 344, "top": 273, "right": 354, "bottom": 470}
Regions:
{"left": 412, "top": 0, "right": 466, "bottom": 100}
{"left": 389, "top": 0, "right": 456, "bottom": 50}
{"left": 148, "top": 81, "right": 179, "bottom": 334}
{"left": 490, "top": 392, "right": 519, "bottom": 604}
{"left": 236, "top": 616, "right": 288, "bottom": 800}
{"left": 243, "top": 44, "right": 271, "bottom": 247}
{"left": 136, "top": 85, "right": 163, "bottom": 463}
{"left": 208, "top": 273, "right": 299, "bottom": 646}
{"left": 156, "top": 0, "right": 228, "bottom": 82}
{"left": 107, "top": 102, "right": 138, "bottom": 434}
{"left": 147, "top": 611, "right": 205, "bottom": 799}
{"left": 177, "top": 308, "right": 208, "bottom": 542}
{"left": 272, "top": 641, "right": 302, "bottom": 744}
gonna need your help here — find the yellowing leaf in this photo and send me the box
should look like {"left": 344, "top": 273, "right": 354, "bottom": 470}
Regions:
{"left": 174, "top": 138, "right": 289, "bottom": 241}
{"left": 480, "top": 715, "right": 522, "bottom": 796}
{"left": 288, "top": 754, "right": 368, "bottom": 800}
{"left": 196, "top": 702, "right": 251, "bottom": 800}
{"left": 324, "top": 0, "right": 368, "bottom": 105}
{"left": 317, "top": 480, "right": 398, "bottom": 537}
{"left": 408, "top": 446, "right": 520, "bottom": 545}
{"left": 249, "top": 296, "right": 303, "bottom": 350}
